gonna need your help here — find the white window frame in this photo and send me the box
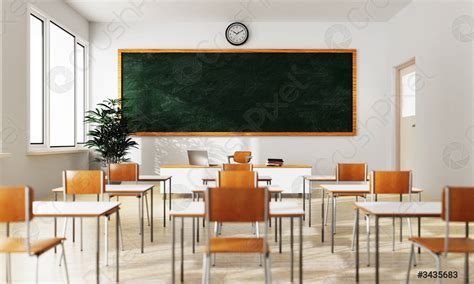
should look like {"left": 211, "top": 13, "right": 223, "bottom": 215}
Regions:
{"left": 28, "top": 5, "right": 89, "bottom": 152}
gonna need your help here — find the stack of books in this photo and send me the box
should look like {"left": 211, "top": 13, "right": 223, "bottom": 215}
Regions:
{"left": 266, "top": 158, "right": 284, "bottom": 167}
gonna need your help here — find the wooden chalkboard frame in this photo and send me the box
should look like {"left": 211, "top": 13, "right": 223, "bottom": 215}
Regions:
{"left": 118, "top": 49, "right": 357, "bottom": 136}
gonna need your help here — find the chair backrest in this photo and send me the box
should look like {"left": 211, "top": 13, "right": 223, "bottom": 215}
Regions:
{"left": 63, "top": 170, "right": 105, "bottom": 196}
{"left": 222, "top": 163, "right": 253, "bottom": 171}
{"left": 108, "top": 163, "right": 139, "bottom": 182}
{"left": 0, "top": 186, "right": 33, "bottom": 223}
{"left": 229, "top": 151, "right": 252, "bottom": 164}
{"left": 337, "top": 163, "right": 367, "bottom": 182}
{"left": 206, "top": 187, "right": 267, "bottom": 222}
{"left": 370, "top": 171, "right": 412, "bottom": 195}
{"left": 218, "top": 170, "right": 257, "bottom": 189}
{"left": 442, "top": 186, "right": 474, "bottom": 222}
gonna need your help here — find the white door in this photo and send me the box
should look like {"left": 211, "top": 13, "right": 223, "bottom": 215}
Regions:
{"left": 399, "top": 64, "right": 416, "bottom": 171}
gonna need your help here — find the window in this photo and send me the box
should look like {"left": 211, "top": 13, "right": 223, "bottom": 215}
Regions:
{"left": 49, "top": 22, "right": 75, "bottom": 147}
{"left": 76, "top": 43, "right": 86, "bottom": 144}
{"left": 28, "top": 8, "right": 88, "bottom": 149}
{"left": 29, "top": 14, "right": 44, "bottom": 144}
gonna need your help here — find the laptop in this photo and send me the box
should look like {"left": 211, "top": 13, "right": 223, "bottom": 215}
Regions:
{"left": 188, "top": 150, "right": 216, "bottom": 166}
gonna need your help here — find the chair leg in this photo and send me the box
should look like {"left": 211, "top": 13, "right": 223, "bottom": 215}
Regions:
{"left": 406, "top": 218, "right": 417, "bottom": 266}
{"left": 406, "top": 243, "right": 415, "bottom": 283}
{"left": 201, "top": 253, "right": 210, "bottom": 284}
{"left": 264, "top": 253, "right": 268, "bottom": 283}
{"left": 351, "top": 211, "right": 357, "bottom": 251}
{"left": 119, "top": 215, "right": 125, "bottom": 251}
{"left": 80, "top": 218, "right": 84, "bottom": 252}
{"left": 465, "top": 253, "right": 469, "bottom": 283}
{"left": 324, "top": 195, "right": 330, "bottom": 226}
{"left": 61, "top": 242, "right": 70, "bottom": 284}
{"left": 392, "top": 217, "right": 395, "bottom": 251}
{"left": 435, "top": 255, "right": 442, "bottom": 284}
{"left": 366, "top": 215, "right": 370, "bottom": 267}
{"left": 35, "top": 256, "right": 39, "bottom": 284}
{"left": 145, "top": 193, "right": 150, "bottom": 226}
{"left": 6, "top": 253, "right": 11, "bottom": 283}
{"left": 266, "top": 253, "right": 272, "bottom": 284}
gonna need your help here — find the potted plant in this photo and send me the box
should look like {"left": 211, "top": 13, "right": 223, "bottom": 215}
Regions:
{"left": 85, "top": 98, "right": 138, "bottom": 167}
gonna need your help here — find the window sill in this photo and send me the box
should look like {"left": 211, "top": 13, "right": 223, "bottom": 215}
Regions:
{"left": 27, "top": 148, "right": 89, "bottom": 156}
{"left": 0, "top": 153, "right": 12, "bottom": 159}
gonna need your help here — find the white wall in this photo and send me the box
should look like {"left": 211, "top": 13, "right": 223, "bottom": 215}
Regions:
{"left": 0, "top": 0, "right": 89, "bottom": 198}
{"left": 89, "top": 21, "right": 394, "bottom": 177}
{"left": 387, "top": 0, "right": 474, "bottom": 197}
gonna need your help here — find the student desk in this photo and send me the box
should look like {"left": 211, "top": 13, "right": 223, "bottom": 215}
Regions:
{"left": 52, "top": 184, "right": 154, "bottom": 253}
{"left": 139, "top": 175, "right": 172, "bottom": 228}
{"left": 33, "top": 201, "right": 121, "bottom": 284}
{"left": 161, "top": 165, "right": 221, "bottom": 194}
{"left": 170, "top": 201, "right": 304, "bottom": 284}
{"left": 354, "top": 202, "right": 441, "bottom": 283}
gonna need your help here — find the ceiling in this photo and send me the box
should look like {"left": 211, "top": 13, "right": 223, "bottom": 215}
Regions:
{"left": 64, "top": 0, "right": 412, "bottom": 23}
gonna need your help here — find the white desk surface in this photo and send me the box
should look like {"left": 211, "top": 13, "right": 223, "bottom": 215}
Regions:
{"left": 106, "top": 184, "right": 154, "bottom": 193}
{"left": 139, "top": 175, "right": 171, "bottom": 181}
{"left": 320, "top": 183, "right": 423, "bottom": 193}
{"left": 270, "top": 202, "right": 304, "bottom": 217}
{"left": 305, "top": 175, "right": 337, "bottom": 181}
{"left": 52, "top": 184, "right": 155, "bottom": 194}
{"left": 170, "top": 202, "right": 205, "bottom": 217}
{"left": 354, "top": 202, "right": 441, "bottom": 217}
{"left": 33, "top": 201, "right": 121, "bottom": 217}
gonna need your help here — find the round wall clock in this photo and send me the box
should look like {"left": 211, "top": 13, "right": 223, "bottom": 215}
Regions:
{"left": 225, "top": 22, "right": 249, "bottom": 46}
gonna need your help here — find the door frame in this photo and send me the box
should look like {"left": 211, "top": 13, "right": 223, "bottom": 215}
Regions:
{"left": 394, "top": 57, "right": 416, "bottom": 170}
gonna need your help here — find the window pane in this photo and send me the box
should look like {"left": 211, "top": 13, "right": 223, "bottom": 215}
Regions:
{"left": 76, "top": 43, "right": 85, "bottom": 143}
{"left": 401, "top": 70, "right": 416, "bottom": 117}
{"left": 29, "top": 15, "right": 44, "bottom": 144}
{"left": 49, "top": 22, "right": 75, "bottom": 147}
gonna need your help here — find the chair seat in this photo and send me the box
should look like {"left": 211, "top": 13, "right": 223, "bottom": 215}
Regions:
{"left": 0, "top": 237, "right": 64, "bottom": 255}
{"left": 410, "top": 237, "right": 474, "bottom": 254}
{"left": 192, "top": 189, "right": 205, "bottom": 193}
{"left": 208, "top": 237, "right": 269, "bottom": 253}
{"left": 268, "top": 187, "right": 283, "bottom": 193}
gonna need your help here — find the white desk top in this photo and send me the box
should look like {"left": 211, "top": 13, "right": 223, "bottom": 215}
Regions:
{"left": 33, "top": 201, "right": 121, "bottom": 217}
{"left": 106, "top": 184, "right": 154, "bottom": 193}
{"left": 170, "top": 202, "right": 205, "bottom": 217}
{"left": 52, "top": 184, "right": 155, "bottom": 194}
{"left": 354, "top": 202, "right": 441, "bottom": 217}
{"left": 270, "top": 202, "right": 304, "bottom": 217}
{"left": 139, "top": 175, "right": 171, "bottom": 181}
{"left": 320, "top": 183, "right": 423, "bottom": 193}
{"left": 305, "top": 175, "right": 337, "bottom": 181}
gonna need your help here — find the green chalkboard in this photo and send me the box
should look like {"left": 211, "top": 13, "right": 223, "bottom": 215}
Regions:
{"left": 119, "top": 49, "right": 356, "bottom": 136}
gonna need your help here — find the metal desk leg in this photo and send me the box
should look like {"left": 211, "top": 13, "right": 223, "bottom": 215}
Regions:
{"left": 151, "top": 187, "right": 154, "bottom": 242}
{"left": 116, "top": 210, "right": 120, "bottom": 282}
{"left": 105, "top": 216, "right": 109, "bottom": 266}
{"left": 279, "top": 217, "right": 282, "bottom": 253}
{"left": 169, "top": 178, "right": 172, "bottom": 221}
{"left": 331, "top": 194, "right": 335, "bottom": 253}
{"left": 141, "top": 193, "right": 144, "bottom": 253}
{"left": 181, "top": 217, "right": 184, "bottom": 283}
{"left": 163, "top": 181, "right": 167, "bottom": 228}
{"left": 418, "top": 193, "right": 422, "bottom": 254}
{"left": 309, "top": 182, "right": 312, "bottom": 227}
{"left": 302, "top": 177, "right": 306, "bottom": 221}
{"left": 197, "top": 217, "right": 200, "bottom": 243}
{"left": 299, "top": 216, "right": 303, "bottom": 284}
{"left": 172, "top": 216, "right": 176, "bottom": 284}
{"left": 96, "top": 216, "right": 100, "bottom": 284}
{"left": 321, "top": 188, "right": 325, "bottom": 243}
{"left": 54, "top": 192, "right": 58, "bottom": 253}
{"left": 356, "top": 208, "right": 359, "bottom": 282}
{"left": 375, "top": 216, "right": 379, "bottom": 284}
{"left": 274, "top": 217, "right": 278, "bottom": 242}
{"left": 192, "top": 218, "right": 195, "bottom": 254}
{"left": 291, "top": 217, "right": 294, "bottom": 282}
{"left": 73, "top": 195, "right": 76, "bottom": 243}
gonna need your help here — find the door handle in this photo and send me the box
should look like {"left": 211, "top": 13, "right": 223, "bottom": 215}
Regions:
{"left": 412, "top": 124, "right": 416, "bottom": 128}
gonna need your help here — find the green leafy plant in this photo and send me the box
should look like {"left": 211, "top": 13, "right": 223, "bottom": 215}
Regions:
{"left": 85, "top": 98, "right": 138, "bottom": 166}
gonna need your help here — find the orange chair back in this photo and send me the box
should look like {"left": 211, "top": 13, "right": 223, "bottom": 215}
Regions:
{"left": 63, "top": 170, "right": 105, "bottom": 195}
{"left": 442, "top": 187, "right": 474, "bottom": 222}
{"left": 108, "top": 163, "right": 139, "bottom": 182}
{"left": 218, "top": 171, "right": 256, "bottom": 189}
{"left": 207, "top": 187, "right": 266, "bottom": 222}
{"left": 371, "top": 171, "right": 411, "bottom": 195}
{"left": 223, "top": 164, "right": 252, "bottom": 171}
{"left": 0, "top": 186, "right": 33, "bottom": 223}
{"left": 233, "top": 151, "right": 252, "bottom": 163}
{"left": 337, "top": 163, "right": 367, "bottom": 182}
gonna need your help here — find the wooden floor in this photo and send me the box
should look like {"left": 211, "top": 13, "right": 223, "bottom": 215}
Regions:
{"left": 0, "top": 189, "right": 470, "bottom": 283}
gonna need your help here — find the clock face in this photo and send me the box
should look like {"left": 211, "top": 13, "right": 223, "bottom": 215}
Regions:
{"left": 225, "top": 23, "right": 249, "bottom": 46}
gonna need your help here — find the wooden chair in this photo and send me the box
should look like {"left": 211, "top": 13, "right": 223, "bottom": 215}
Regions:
{"left": 202, "top": 187, "right": 271, "bottom": 283}
{"left": 218, "top": 170, "right": 257, "bottom": 189}
{"left": 227, "top": 151, "right": 252, "bottom": 164}
{"left": 222, "top": 163, "right": 253, "bottom": 171}
{"left": 407, "top": 186, "right": 474, "bottom": 283}
{"left": 63, "top": 170, "right": 106, "bottom": 252}
{"left": 0, "top": 186, "right": 69, "bottom": 283}
{"left": 359, "top": 170, "right": 413, "bottom": 266}
{"left": 107, "top": 163, "right": 151, "bottom": 228}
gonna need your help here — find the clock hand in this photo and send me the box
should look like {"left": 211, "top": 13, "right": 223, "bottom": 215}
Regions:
{"left": 233, "top": 31, "right": 238, "bottom": 35}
